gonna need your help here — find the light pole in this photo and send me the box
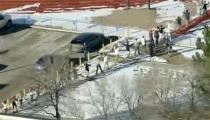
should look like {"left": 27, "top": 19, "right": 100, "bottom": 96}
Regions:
{"left": 127, "top": 0, "right": 130, "bottom": 9}
{"left": 148, "top": 0, "right": 151, "bottom": 9}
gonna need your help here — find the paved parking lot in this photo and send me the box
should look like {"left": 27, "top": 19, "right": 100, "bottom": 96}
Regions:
{"left": 0, "top": 25, "right": 76, "bottom": 102}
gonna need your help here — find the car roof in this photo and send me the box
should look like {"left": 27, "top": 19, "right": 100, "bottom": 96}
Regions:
{"left": 71, "top": 32, "right": 104, "bottom": 44}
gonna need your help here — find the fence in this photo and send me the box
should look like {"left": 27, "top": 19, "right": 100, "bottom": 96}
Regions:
{"left": 9, "top": 13, "right": 145, "bottom": 37}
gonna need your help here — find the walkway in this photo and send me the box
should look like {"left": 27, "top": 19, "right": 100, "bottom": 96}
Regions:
{"left": 173, "top": 10, "right": 210, "bottom": 36}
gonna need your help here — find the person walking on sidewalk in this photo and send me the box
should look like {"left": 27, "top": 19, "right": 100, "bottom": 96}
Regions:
{"left": 202, "top": 1, "right": 209, "bottom": 15}
{"left": 2, "top": 100, "right": 8, "bottom": 113}
{"left": 83, "top": 43, "right": 88, "bottom": 60}
{"left": 103, "top": 53, "right": 109, "bottom": 69}
{"left": 96, "top": 55, "right": 103, "bottom": 75}
{"left": 176, "top": 16, "right": 182, "bottom": 27}
{"left": 157, "top": 25, "right": 165, "bottom": 40}
{"left": 140, "top": 36, "right": 146, "bottom": 54}
{"left": 125, "top": 38, "right": 130, "bottom": 52}
{"left": 134, "top": 38, "right": 141, "bottom": 56}
{"left": 183, "top": 9, "right": 190, "bottom": 24}
{"left": 11, "top": 96, "right": 18, "bottom": 112}
{"left": 166, "top": 35, "right": 173, "bottom": 56}
{"left": 84, "top": 61, "right": 91, "bottom": 78}
{"left": 149, "top": 40, "right": 155, "bottom": 57}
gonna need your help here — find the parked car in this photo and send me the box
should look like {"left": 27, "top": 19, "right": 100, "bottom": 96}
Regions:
{"left": 69, "top": 32, "right": 118, "bottom": 53}
{"left": 0, "top": 13, "right": 12, "bottom": 29}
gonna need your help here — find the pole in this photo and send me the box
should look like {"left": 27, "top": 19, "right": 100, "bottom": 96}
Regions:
{"left": 79, "top": 57, "right": 82, "bottom": 66}
{"left": 148, "top": 0, "right": 151, "bottom": 9}
{"left": 88, "top": 52, "right": 90, "bottom": 62}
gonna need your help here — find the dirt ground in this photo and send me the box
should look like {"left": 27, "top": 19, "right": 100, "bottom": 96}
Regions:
{"left": 0, "top": 26, "right": 76, "bottom": 102}
{"left": 93, "top": 8, "right": 157, "bottom": 29}
{"left": 93, "top": 2, "right": 198, "bottom": 30}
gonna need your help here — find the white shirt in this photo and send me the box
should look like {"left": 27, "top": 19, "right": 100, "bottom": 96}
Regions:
{"left": 140, "top": 37, "right": 146, "bottom": 46}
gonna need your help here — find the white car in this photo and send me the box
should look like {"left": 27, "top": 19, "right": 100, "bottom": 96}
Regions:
{"left": 0, "top": 13, "right": 12, "bottom": 29}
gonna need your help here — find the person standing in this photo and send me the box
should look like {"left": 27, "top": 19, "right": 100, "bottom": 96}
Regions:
{"left": 83, "top": 43, "right": 88, "bottom": 60}
{"left": 154, "top": 29, "right": 160, "bottom": 46}
{"left": 84, "top": 61, "right": 91, "bottom": 78}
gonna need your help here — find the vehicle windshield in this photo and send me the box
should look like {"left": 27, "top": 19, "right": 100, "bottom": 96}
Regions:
{"left": 70, "top": 44, "right": 83, "bottom": 52}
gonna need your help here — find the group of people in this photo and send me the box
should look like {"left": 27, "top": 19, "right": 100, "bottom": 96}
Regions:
{"left": 176, "top": 1, "right": 209, "bottom": 27}
{"left": 148, "top": 25, "right": 172, "bottom": 57}
{"left": 2, "top": 96, "right": 18, "bottom": 113}
{"left": 84, "top": 53, "right": 109, "bottom": 78}
{"left": 176, "top": 9, "right": 191, "bottom": 27}
{"left": 1, "top": 85, "right": 41, "bottom": 113}
{"left": 201, "top": 0, "right": 209, "bottom": 15}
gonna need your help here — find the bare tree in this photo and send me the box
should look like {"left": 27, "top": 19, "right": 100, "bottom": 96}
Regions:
{"left": 120, "top": 85, "right": 142, "bottom": 120}
{"left": 67, "top": 99, "right": 85, "bottom": 120}
{"left": 34, "top": 58, "right": 73, "bottom": 120}
{"left": 87, "top": 80, "right": 123, "bottom": 120}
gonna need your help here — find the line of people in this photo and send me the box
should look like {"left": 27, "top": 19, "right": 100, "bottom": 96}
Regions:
{"left": 176, "top": 1, "right": 209, "bottom": 28}
{"left": 84, "top": 53, "right": 109, "bottom": 78}
{"left": 1, "top": 84, "right": 41, "bottom": 113}
{"left": 83, "top": 24, "right": 173, "bottom": 78}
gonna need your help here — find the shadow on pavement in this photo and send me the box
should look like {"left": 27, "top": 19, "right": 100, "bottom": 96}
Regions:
{"left": 0, "top": 64, "right": 33, "bottom": 74}
{"left": 0, "top": 25, "right": 31, "bottom": 36}
{"left": 0, "top": 49, "right": 9, "bottom": 55}
{"left": 0, "top": 64, "right": 8, "bottom": 71}
{"left": 0, "top": 84, "right": 8, "bottom": 90}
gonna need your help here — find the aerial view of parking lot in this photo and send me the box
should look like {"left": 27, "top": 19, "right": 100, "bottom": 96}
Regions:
{"left": 0, "top": 0, "right": 210, "bottom": 120}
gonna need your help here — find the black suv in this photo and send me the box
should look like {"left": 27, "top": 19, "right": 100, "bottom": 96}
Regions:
{"left": 70, "top": 32, "right": 118, "bottom": 53}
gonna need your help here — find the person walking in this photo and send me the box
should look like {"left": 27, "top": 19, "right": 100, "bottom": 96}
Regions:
{"left": 140, "top": 36, "right": 146, "bottom": 54}
{"left": 19, "top": 97, "right": 23, "bottom": 106}
{"left": 166, "top": 35, "right": 172, "bottom": 56}
{"left": 149, "top": 40, "right": 154, "bottom": 57}
{"left": 202, "top": 1, "right": 209, "bottom": 15}
{"left": 154, "top": 29, "right": 160, "bottom": 46}
{"left": 125, "top": 38, "right": 130, "bottom": 55}
{"left": 134, "top": 38, "right": 140, "bottom": 56}
{"left": 84, "top": 61, "right": 91, "bottom": 78}
{"left": 149, "top": 30, "right": 154, "bottom": 46}
{"left": 96, "top": 56, "right": 103, "bottom": 75}
{"left": 183, "top": 9, "right": 190, "bottom": 24}
{"left": 103, "top": 54, "right": 109, "bottom": 69}
{"left": 11, "top": 96, "right": 18, "bottom": 112}
{"left": 2, "top": 100, "right": 8, "bottom": 113}
{"left": 83, "top": 43, "right": 88, "bottom": 60}
{"left": 158, "top": 25, "right": 165, "bottom": 34}
{"left": 176, "top": 16, "right": 182, "bottom": 27}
